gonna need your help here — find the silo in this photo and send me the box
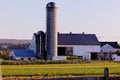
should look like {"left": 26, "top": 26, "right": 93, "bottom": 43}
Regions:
{"left": 46, "top": 2, "right": 58, "bottom": 60}
{"left": 35, "top": 31, "right": 46, "bottom": 59}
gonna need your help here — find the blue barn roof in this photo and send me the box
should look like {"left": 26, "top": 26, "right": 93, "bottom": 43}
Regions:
{"left": 58, "top": 33, "right": 100, "bottom": 45}
{"left": 12, "top": 49, "right": 36, "bottom": 57}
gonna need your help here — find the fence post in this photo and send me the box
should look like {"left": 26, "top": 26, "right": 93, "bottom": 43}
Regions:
{"left": 104, "top": 67, "right": 109, "bottom": 80}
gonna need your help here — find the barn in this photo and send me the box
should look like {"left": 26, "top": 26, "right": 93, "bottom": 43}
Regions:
{"left": 58, "top": 33, "right": 101, "bottom": 60}
{"left": 100, "top": 42, "right": 120, "bottom": 60}
{"left": 9, "top": 49, "right": 36, "bottom": 60}
{"left": 28, "top": 32, "right": 101, "bottom": 60}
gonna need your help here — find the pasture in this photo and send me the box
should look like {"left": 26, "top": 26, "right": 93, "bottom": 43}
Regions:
{"left": 1, "top": 61, "right": 120, "bottom": 77}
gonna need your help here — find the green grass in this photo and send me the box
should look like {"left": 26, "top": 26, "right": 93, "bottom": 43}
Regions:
{"left": 1, "top": 61, "right": 120, "bottom": 77}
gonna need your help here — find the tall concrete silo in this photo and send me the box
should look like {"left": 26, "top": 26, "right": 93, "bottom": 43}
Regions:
{"left": 46, "top": 2, "right": 58, "bottom": 60}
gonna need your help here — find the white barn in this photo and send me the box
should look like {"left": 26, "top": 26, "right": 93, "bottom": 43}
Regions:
{"left": 28, "top": 31, "right": 101, "bottom": 60}
{"left": 100, "top": 42, "right": 120, "bottom": 60}
{"left": 58, "top": 33, "right": 101, "bottom": 60}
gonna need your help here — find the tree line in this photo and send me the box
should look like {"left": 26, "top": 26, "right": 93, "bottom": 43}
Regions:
{"left": 0, "top": 43, "right": 30, "bottom": 59}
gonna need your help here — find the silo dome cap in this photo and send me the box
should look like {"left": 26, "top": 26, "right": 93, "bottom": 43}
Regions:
{"left": 36, "top": 31, "right": 44, "bottom": 35}
{"left": 46, "top": 2, "right": 57, "bottom": 8}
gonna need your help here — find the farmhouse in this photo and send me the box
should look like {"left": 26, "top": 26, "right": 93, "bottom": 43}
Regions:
{"left": 100, "top": 42, "right": 120, "bottom": 60}
{"left": 9, "top": 49, "right": 36, "bottom": 60}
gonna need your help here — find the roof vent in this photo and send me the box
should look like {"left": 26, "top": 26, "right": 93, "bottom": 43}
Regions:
{"left": 70, "top": 32, "right": 72, "bottom": 34}
{"left": 82, "top": 32, "right": 85, "bottom": 35}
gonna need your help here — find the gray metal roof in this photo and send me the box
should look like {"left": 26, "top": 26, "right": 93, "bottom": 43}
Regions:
{"left": 58, "top": 33, "right": 100, "bottom": 45}
{"left": 12, "top": 49, "right": 36, "bottom": 57}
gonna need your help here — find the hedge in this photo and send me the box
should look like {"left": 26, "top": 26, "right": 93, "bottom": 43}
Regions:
{"left": 0, "top": 60, "right": 91, "bottom": 65}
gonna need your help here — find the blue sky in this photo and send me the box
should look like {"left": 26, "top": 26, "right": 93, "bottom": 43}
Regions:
{"left": 0, "top": 0, "right": 120, "bottom": 42}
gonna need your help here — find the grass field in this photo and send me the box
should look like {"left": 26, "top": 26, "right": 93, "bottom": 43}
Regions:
{"left": 1, "top": 61, "right": 120, "bottom": 77}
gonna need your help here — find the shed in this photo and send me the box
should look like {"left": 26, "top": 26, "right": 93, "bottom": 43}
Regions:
{"left": 9, "top": 49, "right": 36, "bottom": 60}
{"left": 100, "top": 42, "right": 120, "bottom": 60}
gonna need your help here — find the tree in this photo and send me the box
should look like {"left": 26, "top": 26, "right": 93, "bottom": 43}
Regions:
{"left": 0, "top": 49, "right": 10, "bottom": 59}
{"left": 115, "top": 50, "right": 120, "bottom": 56}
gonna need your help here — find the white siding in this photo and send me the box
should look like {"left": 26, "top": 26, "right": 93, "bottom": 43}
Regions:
{"left": 9, "top": 51, "right": 15, "bottom": 57}
{"left": 53, "top": 56, "right": 66, "bottom": 60}
{"left": 84, "top": 52, "right": 91, "bottom": 60}
{"left": 73, "top": 45, "right": 100, "bottom": 56}
{"left": 15, "top": 57, "right": 36, "bottom": 60}
{"left": 58, "top": 45, "right": 100, "bottom": 60}
{"left": 28, "top": 35, "right": 36, "bottom": 53}
{"left": 15, "top": 57, "right": 21, "bottom": 60}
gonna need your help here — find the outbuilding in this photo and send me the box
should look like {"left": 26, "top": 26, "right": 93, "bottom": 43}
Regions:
{"left": 100, "top": 42, "right": 120, "bottom": 60}
{"left": 9, "top": 49, "right": 36, "bottom": 60}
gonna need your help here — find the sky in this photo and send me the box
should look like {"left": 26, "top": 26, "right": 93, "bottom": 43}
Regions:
{"left": 0, "top": 0, "right": 120, "bottom": 42}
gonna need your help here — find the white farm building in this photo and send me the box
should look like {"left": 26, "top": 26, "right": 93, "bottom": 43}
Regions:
{"left": 58, "top": 33, "right": 101, "bottom": 60}
{"left": 28, "top": 31, "right": 101, "bottom": 60}
{"left": 100, "top": 42, "right": 120, "bottom": 60}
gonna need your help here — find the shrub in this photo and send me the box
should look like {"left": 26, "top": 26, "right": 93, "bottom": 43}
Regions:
{"left": 115, "top": 50, "right": 120, "bottom": 56}
{"left": 1, "top": 60, "right": 91, "bottom": 65}
{"left": 67, "top": 55, "right": 79, "bottom": 60}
